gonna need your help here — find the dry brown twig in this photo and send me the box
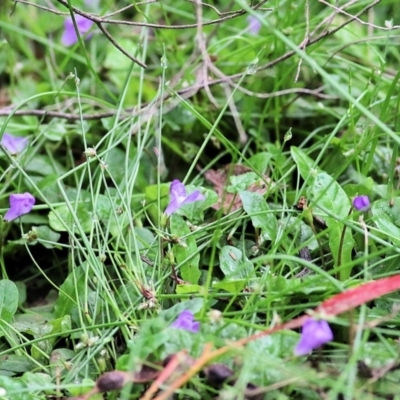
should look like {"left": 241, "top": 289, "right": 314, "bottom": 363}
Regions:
{"left": 15, "top": 0, "right": 269, "bottom": 29}
{"left": 319, "top": 0, "right": 400, "bottom": 30}
{"left": 12, "top": 0, "right": 268, "bottom": 68}
{"left": 9, "top": 0, "right": 270, "bottom": 89}
{"left": 0, "top": 0, "right": 384, "bottom": 124}
{"left": 311, "top": 0, "right": 361, "bottom": 38}
{"left": 192, "top": 0, "right": 249, "bottom": 142}
{"left": 294, "top": 0, "right": 310, "bottom": 82}
{"left": 183, "top": 0, "right": 250, "bottom": 99}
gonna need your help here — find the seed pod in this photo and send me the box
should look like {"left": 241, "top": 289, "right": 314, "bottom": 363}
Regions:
{"left": 96, "top": 371, "right": 130, "bottom": 392}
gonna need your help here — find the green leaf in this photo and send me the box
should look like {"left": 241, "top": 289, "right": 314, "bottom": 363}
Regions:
{"left": 285, "top": 217, "right": 319, "bottom": 250}
{"left": 326, "top": 217, "right": 354, "bottom": 278}
{"left": 228, "top": 172, "right": 260, "bottom": 192}
{"left": 20, "top": 372, "right": 53, "bottom": 392}
{"left": 248, "top": 152, "right": 273, "bottom": 174}
{"left": 265, "top": 143, "right": 287, "bottom": 168}
{"left": 175, "top": 284, "right": 204, "bottom": 294}
{"left": 108, "top": 210, "right": 130, "bottom": 239}
{"left": 54, "top": 265, "right": 87, "bottom": 324}
{"left": 0, "top": 376, "right": 26, "bottom": 400}
{"left": 144, "top": 183, "right": 170, "bottom": 223}
{"left": 25, "top": 154, "right": 67, "bottom": 176}
{"left": 291, "top": 146, "right": 320, "bottom": 180}
{"left": 49, "top": 348, "right": 77, "bottom": 381}
{"left": 67, "top": 378, "right": 99, "bottom": 398}
{"left": 12, "top": 314, "right": 71, "bottom": 359}
{"left": 0, "top": 280, "right": 19, "bottom": 323}
{"left": 372, "top": 198, "right": 400, "bottom": 246}
{"left": 106, "top": 147, "right": 128, "bottom": 183}
{"left": 308, "top": 172, "right": 354, "bottom": 278}
{"left": 170, "top": 214, "right": 200, "bottom": 284}
{"left": 131, "top": 226, "right": 158, "bottom": 250}
{"left": 308, "top": 173, "right": 351, "bottom": 219}
{"left": 127, "top": 319, "right": 171, "bottom": 360}
{"left": 248, "top": 331, "right": 299, "bottom": 359}
{"left": 116, "top": 282, "right": 141, "bottom": 309}
{"left": 94, "top": 194, "right": 112, "bottom": 222}
{"left": 178, "top": 187, "right": 218, "bottom": 222}
{"left": 39, "top": 123, "right": 67, "bottom": 141}
{"left": 0, "top": 355, "right": 33, "bottom": 377}
{"left": 240, "top": 191, "right": 277, "bottom": 241}
{"left": 219, "top": 245, "right": 254, "bottom": 280}
{"left": 213, "top": 280, "right": 246, "bottom": 293}
{"left": 15, "top": 282, "right": 27, "bottom": 306}
{"left": 35, "top": 225, "right": 61, "bottom": 248}
{"left": 35, "top": 173, "right": 61, "bottom": 203}
{"left": 48, "top": 203, "right": 93, "bottom": 233}
{"left": 343, "top": 177, "right": 374, "bottom": 198}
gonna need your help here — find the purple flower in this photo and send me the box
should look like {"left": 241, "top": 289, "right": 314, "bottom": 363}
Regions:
{"left": 61, "top": 14, "right": 94, "bottom": 46}
{"left": 247, "top": 16, "right": 262, "bottom": 35}
{"left": 1, "top": 133, "right": 29, "bottom": 155}
{"left": 295, "top": 318, "right": 333, "bottom": 356}
{"left": 164, "top": 180, "right": 205, "bottom": 216}
{"left": 85, "top": 0, "right": 98, "bottom": 7}
{"left": 352, "top": 195, "right": 370, "bottom": 212}
{"left": 170, "top": 310, "right": 200, "bottom": 333}
{"left": 4, "top": 193, "right": 35, "bottom": 222}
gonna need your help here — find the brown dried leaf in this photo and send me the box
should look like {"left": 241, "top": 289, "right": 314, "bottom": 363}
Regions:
{"left": 133, "top": 363, "right": 162, "bottom": 383}
{"left": 203, "top": 363, "right": 235, "bottom": 387}
{"left": 96, "top": 371, "right": 132, "bottom": 392}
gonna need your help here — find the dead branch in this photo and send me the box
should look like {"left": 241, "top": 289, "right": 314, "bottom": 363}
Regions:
{"left": 0, "top": 0, "right": 383, "bottom": 122}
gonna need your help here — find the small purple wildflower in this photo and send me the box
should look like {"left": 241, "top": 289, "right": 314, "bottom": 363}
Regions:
{"left": 171, "top": 310, "right": 200, "bottom": 333}
{"left": 247, "top": 16, "right": 262, "bottom": 35}
{"left": 85, "top": 0, "right": 98, "bottom": 7}
{"left": 62, "top": 14, "right": 94, "bottom": 46}
{"left": 295, "top": 318, "right": 333, "bottom": 356}
{"left": 164, "top": 179, "right": 205, "bottom": 216}
{"left": 1, "top": 133, "right": 29, "bottom": 155}
{"left": 352, "top": 195, "right": 370, "bottom": 212}
{"left": 4, "top": 193, "right": 35, "bottom": 222}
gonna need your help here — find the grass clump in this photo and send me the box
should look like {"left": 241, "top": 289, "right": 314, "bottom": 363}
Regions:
{"left": 1, "top": 0, "right": 400, "bottom": 399}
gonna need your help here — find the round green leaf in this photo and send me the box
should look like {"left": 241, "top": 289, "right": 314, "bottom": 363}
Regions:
{"left": 48, "top": 204, "right": 93, "bottom": 233}
{"left": 0, "top": 280, "right": 19, "bottom": 323}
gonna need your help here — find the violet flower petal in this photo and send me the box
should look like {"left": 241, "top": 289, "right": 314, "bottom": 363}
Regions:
{"left": 164, "top": 198, "right": 181, "bottom": 216}
{"left": 352, "top": 195, "right": 370, "bottom": 212}
{"left": 85, "top": 0, "right": 98, "bottom": 6}
{"left": 62, "top": 14, "right": 94, "bottom": 46}
{"left": 164, "top": 180, "right": 204, "bottom": 216}
{"left": 4, "top": 193, "right": 35, "bottom": 222}
{"left": 170, "top": 179, "right": 187, "bottom": 198}
{"left": 1, "top": 133, "right": 29, "bottom": 155}
{"left": 247, "top": 16, "right": 262, "bottom": 35}
{"left": 165, "top": 180, "right": 187, "bottom": 215}
{"left": 295, "top": 318, "right": 333, "bottom": 356}
{"left": 171, "top": 310, "right": 200, "bottom": 333}
{"left": 181, "top": 190, "right": 205, "bottom": 206}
